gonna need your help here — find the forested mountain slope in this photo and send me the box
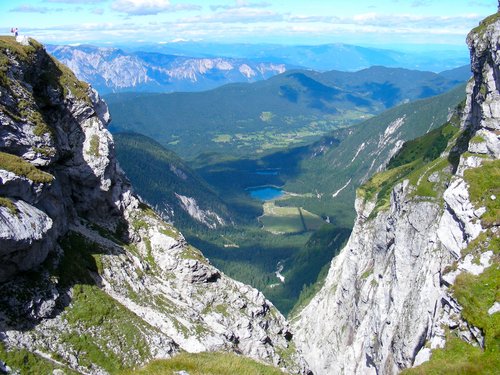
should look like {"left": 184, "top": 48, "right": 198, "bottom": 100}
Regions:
{"left": 280, "top": 83, "right": 467, "bottom": 227}
{"left": 106, "top": 67, "right": 468, "bottom": 159}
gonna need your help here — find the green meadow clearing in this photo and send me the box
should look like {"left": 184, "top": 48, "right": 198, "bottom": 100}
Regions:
{"left": 260, "top": 201, "right": 325, "bottom": 234}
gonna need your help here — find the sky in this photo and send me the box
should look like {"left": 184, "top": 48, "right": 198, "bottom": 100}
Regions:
{"left": 0, "top": 0, "right": 496, "bottom": 48}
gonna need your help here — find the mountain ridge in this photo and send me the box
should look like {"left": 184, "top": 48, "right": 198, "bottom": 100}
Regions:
{"left": 121, "top": 41, "right": 469, "bottom": 72}
{"left": 46, "top": 44, "right": 289, "bottom": 94}
{"left": 293, "top": 12, "right": 500, "bottom": 374}
{"left": 106, "top": 65, "right": 469, "bottom": 160}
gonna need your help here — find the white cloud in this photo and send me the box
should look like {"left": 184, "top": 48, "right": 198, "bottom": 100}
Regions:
{"left": 46, "top": 0, "right": 103, "bottom": 3}
{"left": 112, "top": 0, "right": 201, "bottom": 16}
{"left": 10, "top": 5, "right": 64, "bottom": 13}
{"left": 182, "top": 8, "right": 283, "bottom": 23}
{"left": 210, "top": 0, "right": 271, "bottom": 11}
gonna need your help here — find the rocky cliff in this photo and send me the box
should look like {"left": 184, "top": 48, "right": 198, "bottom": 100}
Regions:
{"left": 46, "top": 44, "right": 287, "bottom": 94}
{"left": 0, "top": 36, "right": 307, "bottom": 374}
{"left": 293, "top": 13, "right": 499, "bottom": 375}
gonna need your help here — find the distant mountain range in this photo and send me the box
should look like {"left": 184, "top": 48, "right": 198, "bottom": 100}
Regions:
{"left": 105, "top": 66, "right": 470, "bottom": 159}
{"left": 122, "top": 42, "right": 470, "bottom": 73}
{"left": 46, "top": 44, "right": 288, "bottom": 94}
{"left": 47, "top": 43, "right": 469, "bottom": 94}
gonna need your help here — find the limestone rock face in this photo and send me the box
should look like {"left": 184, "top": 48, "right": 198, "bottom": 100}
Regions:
{"left": 293, "top": 15, "right": 500, "bottom": 375}
{"left": 0, "top": 200, "right": 54, "bottom": 281}
{"left": 0, "top": 38, "right": 131, "bottom": 281}
{"left": 0, "top": 39, "right": 308, "bottom": 374}
{"left": 464, "top": 13, "right": 500, "bottom": 159}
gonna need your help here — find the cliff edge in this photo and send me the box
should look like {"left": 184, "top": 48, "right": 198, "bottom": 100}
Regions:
{"left": 293, "top": 13, "right": 499, "bottom": 375}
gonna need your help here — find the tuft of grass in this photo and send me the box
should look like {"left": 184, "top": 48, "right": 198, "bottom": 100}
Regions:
{"left": 0, "top": 342, "right": 79, "bottom": 375}
{"left": 0, "top": 151, "right": 53, "bottom": 183}
{"left": 453, "top": 265, "right": 500, "bottom": 352}
{"left": 358, "top": 119, "right": 461, "bottom": 217}
{"left": 57, "top": 231, "right": 157, "bottom": 373}
{"left": 357, "top": 162, "right": 416, "bottom": 212}
{"left": 18, "top": 98, "right": 54, "bottom": 138}
{"left": 463, "top": 160, "right": 500, "bottom": 227}
{"left": 36, "top": 53, "right": 90, "bottom": 104}
{"left": 32, "top": 118, "right": 52, "bottom": 137}
{"left": 0, "top": 35, "right": 89, "bottom": 104}
{"left": 32, "top": 146, "right": 55, "bottom": 157}
{"left": 361, "top": 268, "right": 373, "bottom": 279}
{"left": 180, "top": 245, "right": 208, "bottom": 264}
{"left": 402, "top": 334, "right": 499, "bottom": 375}
{"left": 470, "top": 134, "right": 486, "bottom": 144}
{"left": 50, "top": 56, "right": 90, "bottom": 103}
{"left": 0, "top": 36, "right": 39, "bottom": 64}
{"left": 386, "top": 122, "right": 459, "bottom": 170}
{"left": 88, "top": 134, "right": 100, "bottom": 157}
{"left": 62, "top": 284, "right": 152, "bottom": 373}
{"left": 0, "top": 196, "right": 17, "bottom": 214}
{"left": 119, "top": 352, "right": 285, "bottom": 375}
{"left": 461, "top": 232, "right": 500, "bottom": 259}
{"left": 471, "top": 12, "right": 500, "bottom": 37}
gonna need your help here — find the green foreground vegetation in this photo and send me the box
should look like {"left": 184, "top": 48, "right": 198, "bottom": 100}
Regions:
{"left": 464, "top": 160, "right": 500, "bottom": 227}
{"left": 120, "top": 352, "right": 285, "bottom": 375}
{"left": 0, "top": 231, "right": 160, "bottom": 374}
{"left": 358, "top": 117, "right": 461, "bottom": 215}
{"left": 0, "top": 342, "right": 79, "bottom": 375}
{"left": 0, "top": 151, "right": 53, "bottom": 183}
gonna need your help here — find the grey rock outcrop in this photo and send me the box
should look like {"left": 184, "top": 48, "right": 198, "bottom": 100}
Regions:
{"left": 0, "top": 38, "right": 308, "bottom": 374}
{"left": 293, "top": 13, "right": 500, "bottom": 375}
{"left": 0, "top": 38, "right": 131, "bottom": 281}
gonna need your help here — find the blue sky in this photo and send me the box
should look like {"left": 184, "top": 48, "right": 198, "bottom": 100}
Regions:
{"left": 0, "top": 0, "right": 495, "bottom": 47}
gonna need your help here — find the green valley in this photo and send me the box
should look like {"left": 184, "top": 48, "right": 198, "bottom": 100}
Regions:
{"left": 113, "top": 81, "right": 466, "bottom": 314}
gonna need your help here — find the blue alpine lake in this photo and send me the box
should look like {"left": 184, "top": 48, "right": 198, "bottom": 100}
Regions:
{"left": 255, "top": 169, "right": 280, "bottom": 176}
{"left": 247, "top": 186, "right": 284, "bottom": 201}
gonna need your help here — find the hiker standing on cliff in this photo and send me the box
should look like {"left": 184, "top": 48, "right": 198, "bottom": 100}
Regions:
{"left": 10, "top": 28, "right": 18, "bottom": 37}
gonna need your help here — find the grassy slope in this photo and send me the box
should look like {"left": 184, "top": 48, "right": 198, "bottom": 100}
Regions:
{"left": 120, "top": 352, "right": 285, "bottom": 375}
{"left": 0, "top": 229, "right": 162, "bottom": 374}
